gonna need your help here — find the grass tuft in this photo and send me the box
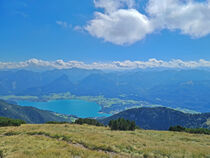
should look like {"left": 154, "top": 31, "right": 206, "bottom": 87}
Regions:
{"left": 4, "top": 131, "right": 21, "bottom": 136}
{"left": 0, "top": 150, "right": 3, "bottom": 158}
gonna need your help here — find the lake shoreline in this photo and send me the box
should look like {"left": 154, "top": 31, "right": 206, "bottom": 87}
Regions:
{"left": 17, "top": 99, "right": 111, "bottom": 118}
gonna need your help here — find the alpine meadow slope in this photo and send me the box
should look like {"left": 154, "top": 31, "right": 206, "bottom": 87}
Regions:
{"left": 0, "top": 124, "right": 210, "bottom": 158}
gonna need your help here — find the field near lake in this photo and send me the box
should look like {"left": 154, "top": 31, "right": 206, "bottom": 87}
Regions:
{"left": 0, "top": 124, "right": 210, "bottom": 158}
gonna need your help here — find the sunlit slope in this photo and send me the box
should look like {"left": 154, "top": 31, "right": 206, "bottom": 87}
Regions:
{"left": 0, "top": 124, "right": 210, "bottom": 158}
{"left": 0, "top": 100, "right": 74, "bottom": 123}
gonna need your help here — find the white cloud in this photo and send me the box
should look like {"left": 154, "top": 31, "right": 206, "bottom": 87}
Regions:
{"left": 74, "top": 26, "right": 84, "bottom": 32}
{"left": 56, "top": 21, "right": 72, "bottom": 28}
{"left": 94, "top": 0, "right": 135, "bottom": 13}
{"left": 84, "top": 0, "right": 210, "bottom": 45}
{"left": 146, "top": 0, "right": 210, "bottom": 37}
{"left": 85, "top": 9, "right": 153, "bottom": 45}
{"left": 1, "top": 58, "right": 210, "bottom": 70}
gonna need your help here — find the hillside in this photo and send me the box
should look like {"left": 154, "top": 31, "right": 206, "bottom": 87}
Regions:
{"left": 0, "top": 124, "right": 210, "bottom": 158}
{"left": 0, "top": 100, "right": 74, "bottom": 123}
{"left": 101, "top": 107, "right": 210, "bottom": 130}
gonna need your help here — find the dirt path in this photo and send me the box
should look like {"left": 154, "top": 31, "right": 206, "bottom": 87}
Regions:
{"left": 2, "top": 131, "right": 129, "bottom": 158}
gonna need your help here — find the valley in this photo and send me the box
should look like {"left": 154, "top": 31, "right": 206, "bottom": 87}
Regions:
{"left": 1, "top": 69, "right": 210, "bottom": 114}
{"left": 0, "top": 93, "right": 162, "bottom": 115}
{"left": 1, "top": 100, "right": 209, "bottom": 130}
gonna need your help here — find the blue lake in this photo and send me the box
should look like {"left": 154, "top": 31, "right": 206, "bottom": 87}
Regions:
{"left": 18, "top": 99, "right": 110, "bottom": 118}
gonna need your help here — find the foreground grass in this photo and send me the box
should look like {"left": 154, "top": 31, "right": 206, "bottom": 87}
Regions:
{"left": 0, "top": 124, "right": 210, "bottom": 158}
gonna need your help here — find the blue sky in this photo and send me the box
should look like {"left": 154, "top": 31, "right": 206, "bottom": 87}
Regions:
{"left": 1, "top": 0, "right": 210, "bottom": 63}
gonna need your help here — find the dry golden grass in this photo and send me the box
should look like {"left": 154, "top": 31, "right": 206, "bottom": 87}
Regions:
{"left": 0, "top": 124, "right": 210, "bottom": 158}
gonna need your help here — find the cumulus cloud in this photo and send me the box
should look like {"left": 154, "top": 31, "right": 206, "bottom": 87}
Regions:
{"left": 1, "top": 58, "right": 210, "bottom": 70}
{"left": 85, "top": 0, "right": 153, "bottom": 45}
{"left": 84, "top": 0, "right": 210, "bottom": 45}
{"left": 147, "top": 0, "right": 210, "bottom": 37}
{"left": 85, "top": 9, "right": 153, "bottom": 45}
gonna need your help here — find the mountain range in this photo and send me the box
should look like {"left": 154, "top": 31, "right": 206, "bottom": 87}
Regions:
{"left": 1, "top": 69, "right": 210, "bottom": 112}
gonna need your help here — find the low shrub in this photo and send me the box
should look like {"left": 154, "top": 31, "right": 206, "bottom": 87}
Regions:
{"left": 0, "top": 117, "right": 26, "bottom": 127}
{"left": 185, "top": 128, "right": 210, "bottom": 135}
{"left": 0, "top": 150, "right": 3, "bottom": 158}
{"left": 75, "top": 118, "right": 104, "bottom": 126}
{"left": 169, "top": 125, "right": 210, "bottom": 135}
{"left": 4, "top": 131, "right": 20, "bottom": 136}
{"left": 45, "top": 121, "right": 69, "bottom": 124}
{"left": 169, "top": 125, "right": 185, "bottom": 132}
{"left": 27, "top": 131, "right": 50, "bottom": 137}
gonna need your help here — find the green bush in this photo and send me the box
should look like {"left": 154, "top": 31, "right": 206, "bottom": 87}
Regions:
{"left": 0, "top": 150, "right": 3, "bottom": 158}
{"left": 185, "top": 128, "right": 210, "bottom": 135}
{"left": 169, "top": 125, "right": 186, "bottom": 132}
{"left": 0, "top": 117, "right": 26, "bottom": 127}
{"left": 75, "top": 118, "right": 104, "bottom": 126}
{"left": 169, "top": 125, "right": 210, "bottom": 135}
{"left": 45, "top": 121, "right": 69, "bottom": 124}
{"left": 108, "top": 118, "right": 136, "bottom": 131}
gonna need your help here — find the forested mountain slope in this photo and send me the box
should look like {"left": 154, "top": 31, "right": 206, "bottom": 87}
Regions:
{"left": 101, "top": 107, "right": 210, "bottom": 130}
{"left": 0, "top": 100, "right": 73, "bottom": 123}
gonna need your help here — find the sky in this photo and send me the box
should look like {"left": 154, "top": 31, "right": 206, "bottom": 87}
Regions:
{"left": 0, "top": 0, "right": 210, "bottom": 69}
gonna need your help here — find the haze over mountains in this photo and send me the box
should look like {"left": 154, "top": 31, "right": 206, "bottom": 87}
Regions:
{"left": 1, "top": 68, "right": 210, "bottom": 113}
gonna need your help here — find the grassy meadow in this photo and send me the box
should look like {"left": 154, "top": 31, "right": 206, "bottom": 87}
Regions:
{"left": 0, "top": 124, "right": 210, "bottom": 158}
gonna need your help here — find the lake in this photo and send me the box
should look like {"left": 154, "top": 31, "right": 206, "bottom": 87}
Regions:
{"left": 18, "top": 99, "right": 110, "bottom": 118}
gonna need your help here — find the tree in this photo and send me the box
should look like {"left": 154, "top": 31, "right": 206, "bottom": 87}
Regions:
{"left": 74, "top": 118, "right": 104, "bottom": 126}
{"left": 109, "top": 118, "right": 136, "bottom": 131}
{"left": 129, "top": 121, "right": 136, "bottom": 131}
